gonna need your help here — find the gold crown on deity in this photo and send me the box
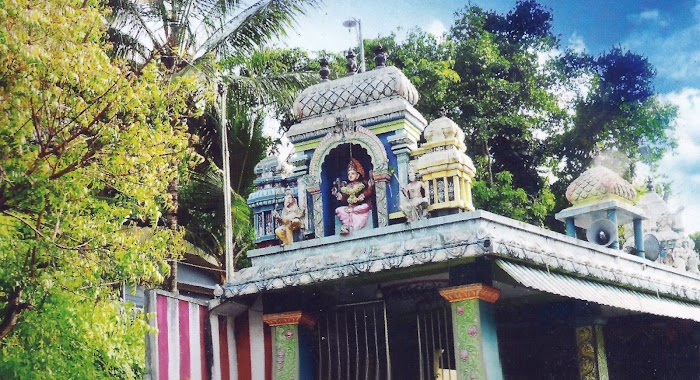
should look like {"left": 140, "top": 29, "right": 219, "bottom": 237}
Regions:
{"left": 347, "top": 158, "right": 365, "bottom": 178}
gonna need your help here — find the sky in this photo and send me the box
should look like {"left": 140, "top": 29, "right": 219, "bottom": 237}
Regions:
{"left": 277, "top": 0, "right": 700, "bottom": 233}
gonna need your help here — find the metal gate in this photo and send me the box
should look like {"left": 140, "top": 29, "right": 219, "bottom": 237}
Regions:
{"left": 417, "top": 305, "right": 456, "bottom": 380}
{"left": 317, "top": 300, "right": 391, "bottom": 380}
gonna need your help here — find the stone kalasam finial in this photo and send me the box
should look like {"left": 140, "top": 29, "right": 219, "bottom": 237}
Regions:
{"left": 373, "top": 43, "right": 386, "bottom": 68}
{"left": 319, "top": 57, "right": 330, "bottom": 81}
{"left": 345, "top": 48, "right": 358, "bottom": 75}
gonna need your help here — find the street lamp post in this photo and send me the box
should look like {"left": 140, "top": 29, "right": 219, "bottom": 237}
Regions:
{"left": 218, "top": 80, "right": 234, "bottom": 283}
{"left": 343, "top": 18, "right": 365, "bottom": 72}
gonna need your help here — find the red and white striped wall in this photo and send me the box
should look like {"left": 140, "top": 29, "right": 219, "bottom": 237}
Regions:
{"left": 145, "top": 290, "right": 271, "bottom": 380}
{"left": 145, "top": 290, "right": 235, "bottom": 380}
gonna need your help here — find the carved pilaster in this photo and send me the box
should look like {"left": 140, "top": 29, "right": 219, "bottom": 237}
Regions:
{"left": 309, "top": 189, "right": 324, "bottom": 238}
{"left": 576, "top": 325, "right": 609, "bottom": 380}
{"left": 440, "top": 285, "right": 504, "bottom": 380}
{"left": 374, "top": 177, "right": 389, "bottom": 227}
{"left": 389, "top": 130, "right": 418, "bottom": 188}
{"left": 263, "top": 312, "right": 316, "bottom": 380}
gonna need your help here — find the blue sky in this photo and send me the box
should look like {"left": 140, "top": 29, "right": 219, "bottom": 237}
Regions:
{"left": 280, "top": 0, "right": 700, "bottom": 233}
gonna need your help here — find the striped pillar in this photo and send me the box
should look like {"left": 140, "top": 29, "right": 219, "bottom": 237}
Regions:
{"left": 262, "top": 311, "right": 316, "bottom": 380}
{"left": 440, "top": 284, "right": 504, "bottom": 380}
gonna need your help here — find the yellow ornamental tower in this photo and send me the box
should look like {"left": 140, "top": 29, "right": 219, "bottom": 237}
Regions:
{"left": 412, "top": 116, "right": 476, "bottom": 214}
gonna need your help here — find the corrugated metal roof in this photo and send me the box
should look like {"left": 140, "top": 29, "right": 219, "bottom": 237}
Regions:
{"left": 497, "top": 260, "right": 700, "bottom": 323}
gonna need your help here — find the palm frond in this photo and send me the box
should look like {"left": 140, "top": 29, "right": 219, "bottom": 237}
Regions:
{"left": 193, "top": 0, "right": 318, "bottom": 62}
{"left": 226, "top": 71, "right": 318, "bottom": 108}
{"left": 108, "top": 0, "right": 167, "bottom": 62}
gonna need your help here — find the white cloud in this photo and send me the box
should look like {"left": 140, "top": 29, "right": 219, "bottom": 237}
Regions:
{"left": 624, "top": 16, "right": 700, "bottom": 90}
{"left": 568, "top": 33, "right": 586, "bottom": 53}
{"left": 628, "top": 9, "right": 669, "bottom": 27}
{"left": 658, "top": 88, "right": 700, "bottom": 233}
{"left": 424, "top": 19, "right": 447, "bottom": 40}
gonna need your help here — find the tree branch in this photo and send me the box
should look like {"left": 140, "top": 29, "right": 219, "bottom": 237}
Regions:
{"left": 1, "top": 210, "right": 90, "bottom": 251}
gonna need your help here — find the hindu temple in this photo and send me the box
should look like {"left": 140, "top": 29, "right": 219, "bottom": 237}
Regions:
{"left": 144, "top": 48, "right": 700, "bottom": 380}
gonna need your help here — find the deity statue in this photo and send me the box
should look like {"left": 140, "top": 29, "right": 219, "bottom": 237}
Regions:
{"left": 332, "top": 158, "right": 374, "bottom": 235}
{"left": 400, "top": 171, "right": 429, "bottom": 222}
{"left": 670, "top": 237, "right": 699, "bottom": 273}
{"left": 273, "top": 188, "right": 305, "bottom": 245}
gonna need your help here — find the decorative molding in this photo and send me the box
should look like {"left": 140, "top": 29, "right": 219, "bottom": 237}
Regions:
{"left": 223, "top": 211, "right": 700, "bottom": 303}
{"left": 263, "top": 311, "right": 316, "bottom": 327}
{"left": 375, "top": 181, "right": 388, "bottom": 227}
{"left": 439, "top": 284, "right": 501, "bottom": 304}
{"left": 311, "top": 192, "right": 323, "bottom": 238}
{"left": 308, "top": 124, "right": 389, "bottom": 178}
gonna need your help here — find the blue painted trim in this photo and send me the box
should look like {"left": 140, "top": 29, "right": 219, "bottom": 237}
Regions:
{"left": 566, "top": 217, "right": 576, "bottom": 237}
{"left": 633, "top": 218, "right": 644, "bottom": 257}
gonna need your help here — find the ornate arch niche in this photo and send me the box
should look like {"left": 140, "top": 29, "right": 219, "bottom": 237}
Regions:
{"left": 305, "top": 123, "right": 390, "bottom": 237}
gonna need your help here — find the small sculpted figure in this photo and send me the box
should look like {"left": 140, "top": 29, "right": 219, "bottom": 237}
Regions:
{"left": 400, "top": 171, "right": 429, "bottom": 222}
{"left": 332, "top": 158, "right": 374, "bottom": 235}
{"left": 672, "top": 238, "right": 699, "bottom": 273}
{"left": 273, "top": 188, "right": 305, "bottom": 245}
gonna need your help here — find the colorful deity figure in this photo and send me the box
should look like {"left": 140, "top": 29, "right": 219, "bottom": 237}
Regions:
{"left": 400, "top": 171, "right": 429, "bottom": 223}
{"left": 273, "top": 188, "right": 305, "bottom": 245}
{"left": 331, "top": 158, "right": 374, "bottom": 235}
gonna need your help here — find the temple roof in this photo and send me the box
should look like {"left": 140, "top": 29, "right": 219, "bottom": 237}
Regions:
{"left": 566, "top": 165, "right": 637, "bottom": 205}
{"left": 292, "top": 66, "right": 420, "bottom": 120}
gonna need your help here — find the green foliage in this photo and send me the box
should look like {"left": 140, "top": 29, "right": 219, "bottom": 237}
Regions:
{"left": 108, "top": 0, "right": 319, "bottom": 76}
{"left": 550, "top": 47, "right": 678, "bottom": 182}
{"left": 472, "top": 171, "right": 555, "bottom": 226}
{"left": 108, "top": 0, "right": 319, "bottom": 271}
{"left": 0, "top": 292, "right": 148, "bottom": 379}
{"left": 690, "top": 232, "right": 700, "bottom": 255}
{"left": 366, "top": 31, "right": 459, "bottom": 118}
{"left": 356, "top": 1, "right": 676, "bottom": 228}
{"left": 0, "top": 0, "right": 196, "bottom": 374}
{"left": 179, "top": 162, "right": 255, "bottom": 269}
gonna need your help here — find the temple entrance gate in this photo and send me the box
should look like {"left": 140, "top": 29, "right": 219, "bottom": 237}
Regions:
{"left": 316, "top": 300, "right": 391, "bottom": 380}
{"left": 314, "top": 292, "right": 456, "bottom": 380}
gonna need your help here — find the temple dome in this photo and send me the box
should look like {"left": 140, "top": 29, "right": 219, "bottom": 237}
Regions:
{"left": 292, "top": 66, "right": 419, "bottom": 120}
{"left": 565, "top": 165, "right": 636, "bottom": 205}
{"left": 422, "top": 116, "right": 466, "bottom": 151}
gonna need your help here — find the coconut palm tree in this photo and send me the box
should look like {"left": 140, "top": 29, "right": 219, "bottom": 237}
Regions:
{"left": 106, "top": 0, "right": 320, "bottom": 284}
{"left": 107, "top": 0, "right": 318, "bottom": 76}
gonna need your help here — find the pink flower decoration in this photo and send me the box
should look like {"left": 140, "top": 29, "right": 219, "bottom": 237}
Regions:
{"left": 468, "top": 325, "right": 478, "bottom": 337}
{"left": 457, "top": 306, "right": 465, "bottom": 315}
{"left": 285, "top": 329, "right": 294, "bottom": 339}
{"left": 276, "top": 349, "right": 285, "bottom": 369}
{"left": 460, "top": 349, "right": 469, "bottom": 361}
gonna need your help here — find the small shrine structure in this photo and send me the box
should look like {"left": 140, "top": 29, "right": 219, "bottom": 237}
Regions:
{"left": 145, "top": 48, "right": 700, "bottom": 380}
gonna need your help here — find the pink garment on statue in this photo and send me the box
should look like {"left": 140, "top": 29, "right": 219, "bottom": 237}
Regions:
{"left": 335, "top": 201, "right": 372, "bottom": 232}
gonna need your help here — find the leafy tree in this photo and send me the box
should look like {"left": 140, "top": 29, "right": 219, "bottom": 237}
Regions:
{"left": 550, "top": 47, "right": 677, "bottom": 183}
{"left": 108, "top": 0, "right": 319, "bottom": 276}
{"left": 178, "top": 48, "right": 318, "bottom": 270}
{"left": 351, "top": 1, "right": 676, "bottom": 228}
{"left": 472, "top": 172, "right": 555, "bottom": 226}
{"left": 108, "top": 0, "right": 318, "bottom": 76}
{"left": 447, "top": 0, "right": 564, "bottom": 195}
{"left": 365, "top": 31, "right": 459, "bottom": 118}
{"left": 0, "top": 0, "right": 196, "bottom": 376}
